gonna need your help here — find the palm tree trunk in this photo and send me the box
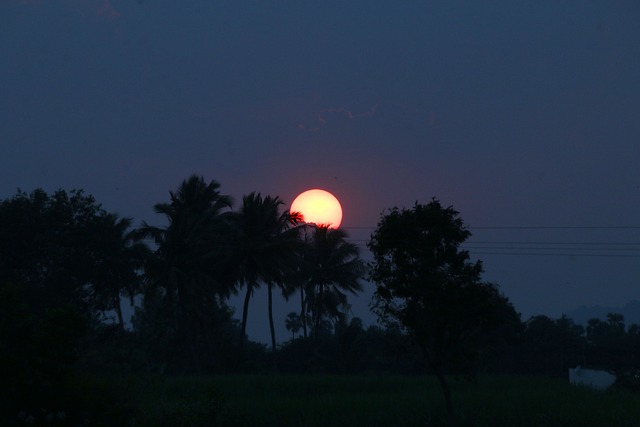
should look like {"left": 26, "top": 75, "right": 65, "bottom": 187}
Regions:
{"left": 238, "top": 284, "right": 252, "bottom": 366}
{"left": 267, "top": 282, "right": 277, "bottom": 370}
{"left": 315, "top": 284, "right": 324, "bottom": 335}
{"left": 114, "top": 293, "right": 124, "bottom": 330}
{"left": 300, "top": 286, "right": 307, "bottom": 339}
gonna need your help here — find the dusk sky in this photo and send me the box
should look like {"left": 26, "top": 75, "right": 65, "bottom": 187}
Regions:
{"left": 2, "top": 0, "right": 640, "bottom": 343}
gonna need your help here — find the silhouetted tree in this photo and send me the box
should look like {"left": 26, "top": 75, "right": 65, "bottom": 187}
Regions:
{"left": 281, "top": 232, "right": 313, "bottom": 339}
{"left": 285, "top": 312, "right": 302, "bottom": 339}
{"left": 0, "top": 189, "right": 141, "bottom": 423}
{"left": 0, "top": 188, "right": 144, "bottom": 325}
{"left": 229, "top": 192, "right": 302, "bottom": 368}
{"left": 586, "top": 313, "right": 631, "bottom": 372}
{"left": 90, "top": 214, "right": 148, "bottom": 329}
{"left": 136, "top": 175, "right": 234, "bottom": 372}
{"left": 518, "top": 315, "right": 584, "bottom": 376}
{"left": 302, "top": 225, "right": 365, "bottom": 335}
{"left": 368, "top": 199, "right": 520, "bottom": 427}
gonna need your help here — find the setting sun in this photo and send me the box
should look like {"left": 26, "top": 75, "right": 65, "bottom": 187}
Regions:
{"left": 290, "top": 189, "right": 342, "bottom": 228}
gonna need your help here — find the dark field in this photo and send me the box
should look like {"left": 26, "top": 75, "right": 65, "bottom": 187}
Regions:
{"left": 125, "top": 374, "right": 640, "bottom": 427}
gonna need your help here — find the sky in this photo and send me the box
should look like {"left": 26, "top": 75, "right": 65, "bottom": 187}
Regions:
{"left": 2, "top": 0, "right": 640, "bottom": 343}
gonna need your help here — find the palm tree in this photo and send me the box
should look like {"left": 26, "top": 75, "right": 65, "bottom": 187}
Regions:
{"left": 285, "top": 312, "right": 303, "bottom": 340}
{"left": 91, "top": 213, "right": 149, "bottom": 330}
{"left": 136, "top": 175, "right": 234, "bottom": 371}
{"left": 301, "top": 225, "right": 366, "bottom": 335}
{"left": 281, "top": 232, "right": 313, "bottom": 339}
{"left": 230, "top": 192, "right": 303, "bottom": 367}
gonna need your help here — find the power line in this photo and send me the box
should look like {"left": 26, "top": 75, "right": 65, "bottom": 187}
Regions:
{"left": 346, "top": 240, "right": 640, "bottom": 259}
{"left": 342, "top": 224, "right": 640, "bottom": 258}
{"left": 470, "top": 226, "right": 640, "bottom": 230}
{"left": 469, "top": 251, "right": 640, "bottom": 258}
{"left": 343, "top": 225, "right": 640, "bottom": 230}
{"left": 466, "top": 247, "right": 640, "bottom": 252}
{"left": 467, "top": 241, "right": 640, "bottom": 245}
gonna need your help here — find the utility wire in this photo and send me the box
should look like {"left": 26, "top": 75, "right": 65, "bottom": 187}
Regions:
{"left": 341, "top": 225, "right": 640, "bottom": 258}
{"left": 342, "top": 225, "right": 640, "bottom": 230}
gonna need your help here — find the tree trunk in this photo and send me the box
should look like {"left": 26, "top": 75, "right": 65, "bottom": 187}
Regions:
{"left": 238, "top": 285, "right": 252, "bottom": 366}
{"left": 178, "top": 287, "right": 200, "bottom": 373}
{"left": 314, "top": 284, "right": 324, "bottom": 335}
{"left": 434, "top": 367, "right": 456, "bottom": 427}
{"left": 267, "top": 282, "right": 277, "bottom": 370}
{"left": 114, "top": 293, "right": 124, "bottom": 330}
{"left": 300, "top": 286, "right": 307, "bottom": 339}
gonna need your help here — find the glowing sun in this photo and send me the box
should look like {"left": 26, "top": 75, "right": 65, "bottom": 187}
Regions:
{"left": 291, "top": 189, "right": 342, "bottom": 228}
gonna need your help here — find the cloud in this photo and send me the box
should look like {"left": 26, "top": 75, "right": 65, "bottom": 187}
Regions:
{"left": 14, "top": 0, "right": 122, "bottom": 22}
{"left": 96, "top": 0, "right": 121, "bottom": 21}
{"left": 298, "top": 104, "right": 378, "bottom": 132}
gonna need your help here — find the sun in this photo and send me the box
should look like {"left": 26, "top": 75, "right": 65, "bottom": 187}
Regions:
{"left": 290, "top": 189, "right": 342, "bottom": 228}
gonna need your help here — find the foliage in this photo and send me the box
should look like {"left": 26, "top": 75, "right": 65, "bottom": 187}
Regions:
{"left": 285, "top": 312, "right": 302, "bottom": 339}
{"left": 132, "top": 288, "right": 243, "bottom": 374}
{"left": 135, "top": 175, "right": 235, "bottom": 372}
{"left": 368, "top": 200, "right": 520, "bottom": 373}
{"left": 514, "top": 315, "right": 585, "bottom": 376}
{"left": 0, "top": 283, "right": 136, "bottom": 426}
{"left": 0, "top": 188, "right": 143, "bottom": 324}
{"left": 227, "top": 192, "right": 303, "bottom": 366}
{"left": 368, "top": 199, "right": 521, "bottom": 424}
{"left": 586, "top": 313, "right": 633, "bottom": 372}
{"left": 277, "top": 317, "right": 424, "bottom": 374}
{"left": 88, "top": 214, "right": 148, "bottom": 329}
{"left": 301, "top": 225, "right": 366, "bottom": 334}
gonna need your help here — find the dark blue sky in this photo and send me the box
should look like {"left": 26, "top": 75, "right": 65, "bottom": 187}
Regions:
{"left": 2, "top": 0, "right": 640, "bottom": 343}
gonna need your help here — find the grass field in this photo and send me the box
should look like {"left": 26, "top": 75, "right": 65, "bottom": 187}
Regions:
{"left": 125, "top": 374, "right": 640, "bottom": 427}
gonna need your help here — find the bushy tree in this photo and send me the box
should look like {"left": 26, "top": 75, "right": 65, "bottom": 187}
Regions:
{"left": 517, "top": 315, "right": 585, "bottom": 376}
{"left": 368, "top": 199, "right": 520, "bottom": 426}
{"left": 0, "top": 188, "right": 143, "bottom": 324}
{"left": 586, "top": 313, "right": 634, "bottom": 373}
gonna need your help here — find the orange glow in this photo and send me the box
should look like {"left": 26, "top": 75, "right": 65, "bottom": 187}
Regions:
{"left": 291, "top": 189, "right": 342, "bottom": 228}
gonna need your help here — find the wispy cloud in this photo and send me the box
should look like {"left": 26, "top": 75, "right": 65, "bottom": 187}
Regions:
{"left": 298, "top": 104, "right": 378, "bottom": 132}
{"left": 14, "top": 0, "right": 122, "bottom": 22}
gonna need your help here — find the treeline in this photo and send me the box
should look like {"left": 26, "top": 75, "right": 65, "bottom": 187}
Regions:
{"left": 275, "top": 312, "right": 640, "bottom": 381}
{"left": 1, "top": 176, "right": 639, "bottom": 424}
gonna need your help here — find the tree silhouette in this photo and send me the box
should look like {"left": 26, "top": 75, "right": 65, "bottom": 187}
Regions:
{"left": 302, "top": 225, "right": 365, "bottom": 335}
{"left": 285, "top": 312, "right": 302, "bottom": 339}
{"left": 368, "top": 199, "right": 519, "bottom": 426}
{"left": 136, "top": 175, "right": 234, "bottom": 371}
{"left": 90, "top": 214, "right": 148, "bottom": 329}
{"left": 519, "top": 315, "right": 584, "bottom": 376}
{"left": 586, "top": 313, "right": 630, "bottom": 372}
{"left": 229, "top": 192, "right": 303, "bottom": 368}
{"left": 0, "top": 188, "right": 143, "bottom": 324}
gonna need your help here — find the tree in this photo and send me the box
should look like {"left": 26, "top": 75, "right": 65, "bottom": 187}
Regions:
{"left": 136, "top": 175, "right": 235, "bottom": 372}
{"left": 285, "top": 312, "right": 302, "bottom": 339}
{"left": 0, "top": 188, "right": 143, "bottom": 324}
{"left": 586, "top": 313, "right": 631, "bottom": 372}
{"left": 229, "top": 192, "right": 303, "bottom": 367}
{"left": 368, "top": 199, "right": 520, "bottom": 426}
{"left": 90, "top": 214, "right": 148, "bottom": 329}
{"left": 0, "top": 189, "right": 143, "bottom": 423}
{"left": 518, "top": 315, "right": 584, "bottom": 376}
{"left": 302, "top": 225, "right": 366, "bottom": 335}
